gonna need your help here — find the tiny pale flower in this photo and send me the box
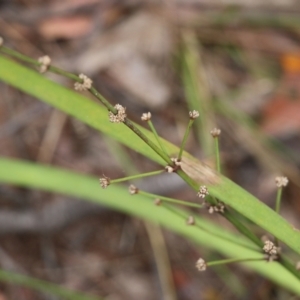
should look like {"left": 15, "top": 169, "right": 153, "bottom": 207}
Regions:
{"left": 171, "top": 157, "right": 181, "bottom": 166}
{"left": 275, "top": 176, "right": 288, "bottom": 188}
{"left": 197, "top": 185, "right": 209, "bottom": 198}
{"left": 195, "top": 258, "right": 207, "bottom": 271}
{"left": 99, "top": 176, "right": 110, "bottom": 189}
{"left": 141, "top": 112, "right": 151, "bottom": 121}
{"left": 189, "top": 110, "right": 199, "bottom": 120}
{"left": 210, "top": 128, "right": 221, "bottom": 138}
{"left": 38, "top": 55, "right": 51, "bottom": 73}
{"left": 263, "top": 240, "right": 278, "bottom": 256}
{"left": 165, "top": 165, "right": 174, "bottom": 173}
{"left": 109, "top": 104, "right": 127, "bottom": 123}
{"left": 74, "top": 73, "right": 93, "bottom": 91}
{"left": 128, "top": 184, "right": 138, "bottom": 195}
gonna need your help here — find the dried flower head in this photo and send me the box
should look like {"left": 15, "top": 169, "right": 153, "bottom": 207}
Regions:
{"left": 171, "top": 157, "right": 181, "bottom": 166}
{"left": 74, "top": 73, "right": 93, "bottom": 91}
{"left": 38, "top": 55, "right": 51, "bottom": 73}
{"left": 186, "top": 215, "right": 195, "bottom": 225}
{"left": 154, "top": 198, "right": 162, "bottom": 206}
{"left": 99, "top": 176, "right": 110, "bottom": 189}
{"left": 141, "top": 112, "right": 151, "bottom": 121}
{"left": 263, "top": 240, "right": 278, "bottom": 256}
{"left": 197, "top": 185, "right": 209, "bottom": 198}
{"left": 210, "top": 128, "right": 221, "bottom": 138}
{"left": 0, "top": 37, "right": 4, "bottom": 47}
{"left": 207, "top": 202, "right": 225, "bottom": 214}
{"left": 128, "top": 184, "right": 138, "bottom": 195}
{"left": 189, "top": 110, "right": 200, "bottom": 120}
{"left": 109, "top": 104, "right": 127, "bottom": 123}
{"left": 195, "top": 258, "right": 207, "bottom": 271}
{"left": 275, "top": 176, "right": 288, "bottom": 188}
{"left": 165, "top": 165, "right": 175, "bottom": 173}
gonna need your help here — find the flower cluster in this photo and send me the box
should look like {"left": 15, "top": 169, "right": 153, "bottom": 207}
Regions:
{"left": 197, "top": 185, "right": 209, "bottom": 198}
{"left": 210, "top": 128, "right": 221, "bottom": 138}
{"left": 171, "top": 157, "right": 181, "bottom": 166}
{"left": 109, "top": 104, "right": 127, "bottom": 123}
{"left": 207, "top": 202, "right": 225, "bottom": 214}
{"left": 38, "top": 55, "right": 51, "bottom": 73}
{"left": 195, "top": 258, "right": 207, "bottom": 271}
{"left": 141, "top": 112, "right": 151, "bottom": 121}
{"left": 128, "top": 184, "right": 138, "bottom": 195}
{"left": 165, "top": 165, "right": 175, "bottom": 173}
{"left": 275, "top": 176, "right": 288, "bottom": 188}
{"left": 74, "top": 73, "right": 93, "bottom": 91}
{"left": 189, "top": 110, "right": 200, "bottom": 120}
{"left": 263, "top": 240, "right": 279, "bottom": 261}
{"left": 99, "top": 176, "right": 110, "bottom": 189}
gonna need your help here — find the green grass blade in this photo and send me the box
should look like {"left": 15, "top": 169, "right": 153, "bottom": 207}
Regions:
{"left": 0, "top": 56, "right": 300, "bottom": 256}
{"left": 0, "top": 268, "right": 101, "bottom": 300}
{"left": 0, "top": 157, "right": 299, "bottom": 294}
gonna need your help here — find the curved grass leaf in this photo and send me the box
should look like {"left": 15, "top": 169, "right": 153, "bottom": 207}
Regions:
{"left": 0, "top": 268, "right": 101, "bottom": 300}
{"left": 0, "top": 157, "right": 299, "bottom": 294}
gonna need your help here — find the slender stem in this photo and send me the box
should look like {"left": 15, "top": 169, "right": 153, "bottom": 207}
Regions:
{"left": 147, "top": 120, "right": 169, "bottom": 158}
{"left": 111, "top": 170, "right": 164, "bottom": 183}
{"left": 274, "top": 187, "right": 283, "bottom": 246}
{"left": 207, "top": 257, "right": 264, "bottom": 267}
{"left": 139, "top": 190, "right": 203, "bottom": 209}
{"left": 178, "top": 119, "right": 194, "bottom": 160}
{"left": 124, "top": 119, "right": 172, "bottom": 164}
{"left": 215, "top": 137, "right": 221, "bottom": 173}
{"left": 275, "top": 187, "right": 283, "bottom": 214}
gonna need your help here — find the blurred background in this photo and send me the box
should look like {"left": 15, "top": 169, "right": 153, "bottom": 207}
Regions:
{"left": 1, "top": 0, "right": 300, "bottom": 299}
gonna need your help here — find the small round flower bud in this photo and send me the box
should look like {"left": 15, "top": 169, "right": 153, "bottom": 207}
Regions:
{"left": 296, "top": 261, "right": 300, "bottom": 271}
{"left": 263, "top": 240, "right": 278, "bottom": 255}
{"left": 109, "top": 104, "right": 127, "bottom": 123}
{"left": 0, "top": 37, "right": 3, "bottom": 47}
{"left": 165, "top": 165, "right": 175, "bottom": 173}
{"left": 275, "top": 176, "right": 288, "bottom": 188}
{"left": 141, "top": 112, "right": 151, "bottom": 121}
{"left": 99, "top": 176, "right": 110, "bottom": 188}
{"left": 128, "top": 184, "right": 138, "bottom": 195}
{"left": 74, "top": 73, "right": 93, "bottom": 91}
{"left": 186, "top": 216, "right": 195, "bottom": 225}
{"left": 197, "top": 185, "right": 209, "bottom": 198}
{"left": 189, "top": 110, "right": 200, "bottom": 120}
{"left": 195, "top": 258, "right": 207, "bottom": 271}
{"left": 210, "top": 128, "right": 221, "bottom": 138}
{"left": 171, "top": 157, "right": 181, "bottom": 166}
{"left": 38, "top": 55, "right": 51, "bottom": 73}
{"left": 208, "top": 206, "right": 214, "bottom": 214}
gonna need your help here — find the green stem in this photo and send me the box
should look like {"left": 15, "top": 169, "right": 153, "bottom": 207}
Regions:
{"left": 139, "top": 190, "right": 203, "bottom": 209}
{"left": 111, "top": 170, "right": 164, "bottom": 183}
{"left": 215, "top": 137, "right": 221, "bottom": 173}
{"left": 147, "top": 120, "right": 169, "bottom": 158}
{"left": 178, "top": 119, "right": 194, "bottom": 160}
{"left": 124, "top": 119, "right": 172, "bottom": 164}
{"left": 207, "top": 257, "right": 264, "bottom": 267}
{"left": 275, "top": 187, "right": 283, "bottom": 246}
{"left": 275, "top": 187, "right": 283, "bottom": 214}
